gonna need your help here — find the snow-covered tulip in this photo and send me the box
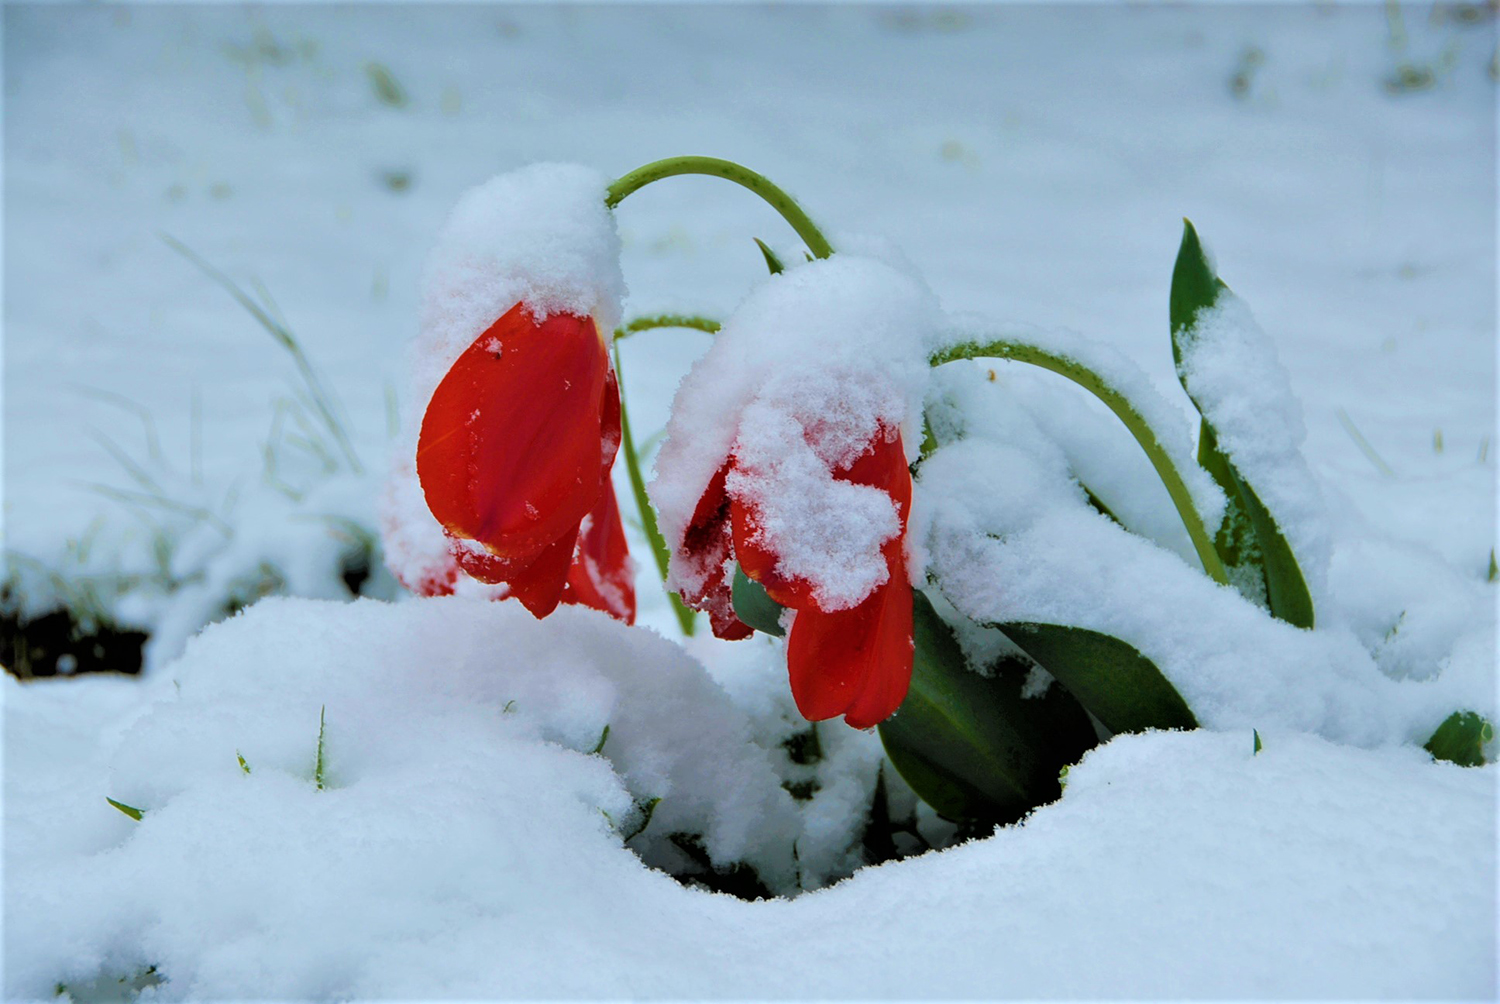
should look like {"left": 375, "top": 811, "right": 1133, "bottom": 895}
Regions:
{"left": 417, "top": 301, "right": 633, "bottom": 622}
{"left": 683, "top": 423, "right": 914, "bottom": 729}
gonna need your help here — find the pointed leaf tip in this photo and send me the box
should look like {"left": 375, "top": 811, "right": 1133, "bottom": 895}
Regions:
{"left": 754, "top": 238, "right": 786, "bottom": 276}
{"left": 106, "top": 797, "right": 144, "bottom": 821}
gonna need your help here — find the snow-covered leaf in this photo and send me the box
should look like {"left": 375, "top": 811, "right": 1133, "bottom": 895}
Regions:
{"left": 1170, "top": 220, "right": 1315, "bottom": 629}
{"left": 878, "top": 592, "right": 1096, "bottom": 823}
{"left": 997, "top": 622, "right": 1198, "bottom": 736}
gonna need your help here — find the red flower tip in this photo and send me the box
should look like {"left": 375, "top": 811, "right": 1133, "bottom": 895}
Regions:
{"left": 416, "top": 302, "right": 634, "bottom": 624}
{"left": 678, "top": 424, "right": 914, "bottom": 727}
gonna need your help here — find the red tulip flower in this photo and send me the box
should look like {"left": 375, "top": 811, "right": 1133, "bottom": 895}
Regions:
{"left": 681, "top": 422, "right": 914, "bottom": 729}
{"left": 416, "top": 302, "right": 634, "bottom": 623}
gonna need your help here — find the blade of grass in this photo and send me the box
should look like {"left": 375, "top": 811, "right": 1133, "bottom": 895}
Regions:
{"left": 161, "top": 234, "right": 363, "bottom": 475}
{"left": 1336, "top": 407, "right": 1396, "bottom": 477}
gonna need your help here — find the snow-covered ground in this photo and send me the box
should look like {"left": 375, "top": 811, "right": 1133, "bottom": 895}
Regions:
{"left": 4, "top": 3, "right": 1496, "bottom": 999}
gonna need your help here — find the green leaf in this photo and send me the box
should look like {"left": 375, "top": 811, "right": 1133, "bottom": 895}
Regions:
{"left": 106, "top": 797, "right": 144, "bottom": 821}
{"left": 878, "top": 593, "right": 1097, "bottom": 823}
{"left": 591, "top": 723, "right": 611, "bottom": 755}
{"left": 1170, "top": 219, "right": 1315, "bottom": 629}
{"left": 1488, "top": 548, "right": 1497, "bottom": 583}
{"left": 1081, "top": 482, "right": 1123, "bottom": 528}
{"left": 731, "top": 564, "right": 786, "bottom": 637}
{"left": 753, "top": 238, "right": 786, "bottom": 276}
{"left": 1169, "top": 219, "right": 1230, "bottom": 371}
{"left": 621, "top": 795, "right": 661, "bottom": 841}
{"left": 994, "top": 622, "right": 1198, "bottom": 735}
{"left": 1424, "top": 710, "right": 1493, "bottom": 767}
{"left": 237, "top": 750, "right": 252, "bottom": 775}
{"left": 1253, "top": 729, "right": 1262, "bottom": 755}
{"left": 1234, "top": 465, "right": 1315, "bottom": 628}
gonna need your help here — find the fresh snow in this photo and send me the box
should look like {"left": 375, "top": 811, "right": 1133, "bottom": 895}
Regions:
{"left": 4, "top": 3, "right": 1496, "bottom": 1000}
{"left": 1179, "top": 290, "right": 1334, "bottom": 606}
{"left": 5, "top": 610, "right": 1493, "bottom": 998}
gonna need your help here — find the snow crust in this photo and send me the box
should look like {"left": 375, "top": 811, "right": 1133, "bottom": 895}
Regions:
{"left": 651, "top": 255, "right": 940, "bottom": 606}
{"left": 381, "top": 164, "right": 626, "bottom": 594}
{"left": 6, "top": 612, "right": 1494, "bottom": 998}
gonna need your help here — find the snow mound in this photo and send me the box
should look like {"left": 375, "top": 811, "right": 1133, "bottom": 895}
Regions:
{"left": 6, "top": 640, "right": 1493, "bottom": 998}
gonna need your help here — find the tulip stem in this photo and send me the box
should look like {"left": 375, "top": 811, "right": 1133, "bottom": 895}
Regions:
{"left": 612, "top": 336, "right": 700, "bottom": 636}
{"left": 929, "top": 338, "right": 1230, "bottom": 586}
{"left": 614, "top": 314, "right": 722, "bottom": 342}
{"left": 606, "top": 157, "right": 836, "bottom": 261}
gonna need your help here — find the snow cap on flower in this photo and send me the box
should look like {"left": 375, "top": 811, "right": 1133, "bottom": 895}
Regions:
{"left": 728, "top": 370, "right": 907, "bottom": 612}
{"left": 381, "top": 163, "right": 627, "bottom": 600}
{"left": 650, "top": 254, "right": 941, "bottom": 606}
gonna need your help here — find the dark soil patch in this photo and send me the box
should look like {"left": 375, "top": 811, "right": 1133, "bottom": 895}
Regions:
{"left": 1, "top": 606, "right": 147, "bottom": 679}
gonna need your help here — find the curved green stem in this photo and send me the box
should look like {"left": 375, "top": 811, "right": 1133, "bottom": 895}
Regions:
{"left": 612, "top": 324, "right": 713, "bottom": 636}
{"left": 606, "top": 157, "right": 836, "bottom": 260}
{"left": 614, "top": 314, "right": 721, "bottom": 342}
{"left": 930, "top": 339, "right": 1230, "bottom": 586}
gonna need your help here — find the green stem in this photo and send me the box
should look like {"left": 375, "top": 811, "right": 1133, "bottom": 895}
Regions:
{"left": 614, "top": 314, "right": 721, "bottom": 342}
{"left": 612, "top": 338, "right": 698, "bottom": 636}
{"left": 606, "top": 157, "right": 836, "bottom": 260}
{"left": 929, "top": 339, "right": 1231, "bottom": 586}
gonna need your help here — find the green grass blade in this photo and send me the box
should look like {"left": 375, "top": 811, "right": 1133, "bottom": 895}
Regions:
{"left": 106, "top": 797, "right": 144, "bottom": 821}
{"left": 314, "top": 705, "right": 327, "bottom": 790}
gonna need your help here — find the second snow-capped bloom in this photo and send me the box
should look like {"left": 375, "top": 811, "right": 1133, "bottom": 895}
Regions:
{"left": 417, "top": 301, "right": 634, "bottom": 623}
{"left": 681, "top": 411, "right": 914, "bottom": 729}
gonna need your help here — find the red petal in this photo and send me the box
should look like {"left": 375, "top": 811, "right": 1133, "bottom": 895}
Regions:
{"left": 560, "top": 481, "right": 636, "bottom": 624}
{"left": 784, "top": 425, "right": 915, "bottom": 727}
{"left": 678, "top": 461, "right": 752, "bottom": 640}
{"left": 786, "top": 572, "right": 914, "bottom": 728}
{"left": 418, "top": 304, "right": 610, "bottom": 571}
{"left": 499, "top": 524, "right": 580, "bottom": 619}
{"left": 838, "top": 425, "right": 911, "bottom": 522}
{"left": 729, "top": 491, "right": 818, "bottom": 610}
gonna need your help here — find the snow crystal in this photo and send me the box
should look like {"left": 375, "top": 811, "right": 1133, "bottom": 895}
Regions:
{"left": 651, "top": 255, "right": 941, "bottom": 600}
{"left": 381, "top": 163, "right": 625, "bottom": 593}
{"left": 1178, "top": 292, "right": 1332, "bottom": 605}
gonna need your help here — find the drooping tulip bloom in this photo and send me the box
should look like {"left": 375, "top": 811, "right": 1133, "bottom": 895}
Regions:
{"left": 681, "top": 423, "right": 914, "bottom": 729}
{"left": 417, "top": 301, "right": 635, "bottom": 623}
